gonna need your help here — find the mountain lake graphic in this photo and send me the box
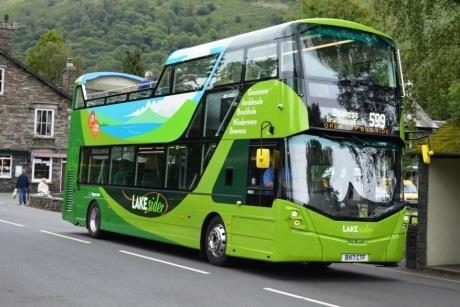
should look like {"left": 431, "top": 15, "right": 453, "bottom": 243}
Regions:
{"left": 100, "top": 123, "right": 161, "bottom": 138}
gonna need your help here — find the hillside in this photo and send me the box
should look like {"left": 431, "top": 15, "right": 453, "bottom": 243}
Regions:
{"left": 1, "top": 0, "right": 297, "bottom": 74}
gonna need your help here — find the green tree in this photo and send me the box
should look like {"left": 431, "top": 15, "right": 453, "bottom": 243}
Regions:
{"left": 25, "top": 29, "right": 68, "bottom": 85}
{"left": 373, "top": 0, "right": 460, "bottom": 121}
{"left": 448, "top": 80, "right": 460, "bottom": 123}
{"left": 298, "top": 0, "right": 374, "bottom": 25}
{"left": 122, "top": 49, "right": 144, "bottom": 76}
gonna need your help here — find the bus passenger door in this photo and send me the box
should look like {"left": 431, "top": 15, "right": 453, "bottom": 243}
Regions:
{"left": 245, "top": 143, "right": 279, "bottom": 207}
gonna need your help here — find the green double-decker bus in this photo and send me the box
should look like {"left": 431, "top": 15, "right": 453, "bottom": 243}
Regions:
{"left": 63, "top": 18, "right": 409, "bottom": 266}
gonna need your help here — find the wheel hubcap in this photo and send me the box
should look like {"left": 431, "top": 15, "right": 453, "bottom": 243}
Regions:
{"left": 208, "top": 224, "right": 226, "bottom": 258}
{"left": 89, "top": 207, "right": 99, "bottom": 233}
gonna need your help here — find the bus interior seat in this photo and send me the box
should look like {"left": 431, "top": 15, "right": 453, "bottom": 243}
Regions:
{"left": 112, "top": 170, "right": 134, "bottom": 185}
{"left": 140, "top": 172, "right": 154, "bottom": 187}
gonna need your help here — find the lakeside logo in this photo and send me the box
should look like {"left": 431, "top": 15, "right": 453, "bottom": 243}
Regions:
{"left": 131, "top": 192, "right": 169, "bottom": 216}
{"left": 342, "top": 224, "right": 373, "bottom": 234}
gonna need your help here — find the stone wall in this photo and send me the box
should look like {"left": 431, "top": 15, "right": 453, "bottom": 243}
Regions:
{"left": 415, "top": 156, "right": 428, "bottom": 270}
{"left": 0, "top": 52, "right": 71, "bottom": 193}
{"left": 29, "top": 195, "right": 62, "bottom": 212}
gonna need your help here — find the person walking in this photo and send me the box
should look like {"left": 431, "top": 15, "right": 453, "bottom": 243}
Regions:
{"left": 16, "top": 168, "right": 29, "bottom": 206}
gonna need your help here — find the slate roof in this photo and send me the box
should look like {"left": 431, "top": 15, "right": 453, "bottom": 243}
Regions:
{"left": 0, "top": 48, "right": 71, "bottom": 99}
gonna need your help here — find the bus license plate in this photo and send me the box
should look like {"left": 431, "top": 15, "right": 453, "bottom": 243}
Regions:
{"left": 341, "top": 254, "right": 369, "bottom": 262}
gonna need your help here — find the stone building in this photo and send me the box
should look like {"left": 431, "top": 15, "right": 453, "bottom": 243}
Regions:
{"left": 0, "top": 15, "right": 72, "bottom": 194}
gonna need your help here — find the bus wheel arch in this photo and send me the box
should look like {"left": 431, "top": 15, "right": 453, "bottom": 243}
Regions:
{"left": 201, "top": 213, "right": 229, "bottom": 266}
{"left": 87, "top": 201, "right": 103, "bottom": 238}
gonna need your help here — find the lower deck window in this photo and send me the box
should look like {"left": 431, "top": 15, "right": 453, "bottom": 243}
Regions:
{"left": 0, "top": 155, "right": 12, "bottom": 178}
{"left": 32, "top": 157, "right": 52, "bottom": 182}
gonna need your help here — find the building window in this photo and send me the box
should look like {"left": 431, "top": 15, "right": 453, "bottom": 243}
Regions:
{"left": 0, "top": 155, "right": 12, "bottom": 178}
{"left": 34, "top": 109, "right": 55, "bottom": 137}
{"left": 0, "top": 68, "right": 5, "bottom": 95}
{"left": 32, "top": 157, "right": 52, "bottom": 182}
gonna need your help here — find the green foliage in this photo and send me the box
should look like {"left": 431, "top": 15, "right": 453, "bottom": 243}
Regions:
{"left": 25, "top": 29, "right": 68, "bottom": 85}
{"left": 122, "top": 49, "right": 144, "bottom": 76}
{"left": 448, "top": 80, "right": 460, "bottom": 123}
{"left": 8, "top": 0, "right": 291, "bottom": 75}
{"left": 373, "top": 0, "right": 460, "bottom": 121}
{"left": 298, "top": 0, "right": 374, "bottom": 25}
{"left": 10, "top": 0, "right": 458, "bottom": 123}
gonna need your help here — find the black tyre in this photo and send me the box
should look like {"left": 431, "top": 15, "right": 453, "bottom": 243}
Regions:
{"left": 307, "top": 262, "right": 331, "bottom": 270}
{"left": 205, "top": 216, "right": 228, "bottom": 266}
{"left": 87, "top": 203, "right": 103, "bottom": 238}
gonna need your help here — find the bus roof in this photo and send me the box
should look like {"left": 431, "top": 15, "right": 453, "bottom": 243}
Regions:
{"left": 75, "top": 71, "right": 143, "bottom": 86}
{"left": 166, "top": 18, "right": 390, "bottom": 65}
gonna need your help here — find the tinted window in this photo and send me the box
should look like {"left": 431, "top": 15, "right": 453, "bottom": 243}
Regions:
{"left": 245, "top": 43, "right": 278, "bottom": 81}
{"left": 173, "top": 55, "right": 218, "bottom": 93}
{"left": 155, "top": 66, "right": 173, "bottom": 96}
{"left": 136, "top": 146, "right": 165, "bottom": 188}
{"left": 166, "top": 144, "right": 203, "bottom": 190}
{"left": 204, "top": 90, "right": 239, "bottom": 137}
{"left": 212, "top": 49, "right": 244, "bottom": 86}
{"left": 110, "top": 146, "right": 135, "bottom": 186}
{"left": 80, "top": 148, "right": 110, "bottom": 184}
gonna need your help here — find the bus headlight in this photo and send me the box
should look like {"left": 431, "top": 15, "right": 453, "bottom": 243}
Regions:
{"left": 285, "top": 207, "right": 307, "bottom": 231}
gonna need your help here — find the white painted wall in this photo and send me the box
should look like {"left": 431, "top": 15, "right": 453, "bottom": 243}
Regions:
{"left": 427, "top": 158, "right": 460, "bottom": 266}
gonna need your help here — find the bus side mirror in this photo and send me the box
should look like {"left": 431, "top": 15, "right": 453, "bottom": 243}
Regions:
{"left": 256, "top": 148, "right": 270, "bottom": 169}
{"left": 421, "top": 144, "right": 434, "bottom": 164}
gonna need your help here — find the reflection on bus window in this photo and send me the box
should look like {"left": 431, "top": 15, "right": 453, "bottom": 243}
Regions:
{"left": 287, "top": 134, "right": 401, "bottom": 219}
{"left": 110, "top": 146, "right": 135, "bottom": 186}
{"left": 166, "top": 144, "right": 202, "bottom": 190}
{"left": 154, "top": 66, "right": 173, "bottom": 96}
{"left": 301, "top": 27, "right": 396, "bottom": 87}
{"left": 204, "top": 90, "right": 239, "bottom": 137}
{"left": 280, "top": 40, "right": 300, "bottom": 78}
{"left": 212, "top": 49, "right": 244, "bottom": 86}
{"left": 173, "top": 55, "right": 218, "bottom": 93}
{"left": 245, "top": 43, "right": 278, "bottom": 81}
{"left": 136, "top": 146, "right": 165, "bottom": 188}
{"left": 80, "top": 148, "right": 110, "bottom": 184}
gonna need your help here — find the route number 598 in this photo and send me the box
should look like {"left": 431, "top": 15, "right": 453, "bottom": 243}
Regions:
{"left": 369, "top": 112, "right": 386, "bottom": 129}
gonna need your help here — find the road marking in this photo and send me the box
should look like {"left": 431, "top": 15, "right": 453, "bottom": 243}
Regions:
{"left": 119, "top": 250, "right": 210, "bottom": 275}
{"left": 263, "top": 288, "right": 342, "bottom": 307}
{"left": 40, "top": 230, "right": 92, "bottom": 244}
{"left": 353, "top": 264, "right": 460, "bottom": 284}
{"left": 0, "top": 218, "right": 25, "bottom": 227}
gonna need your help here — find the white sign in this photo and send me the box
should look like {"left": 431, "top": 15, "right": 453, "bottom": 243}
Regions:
{"left": 14, "top": 165, "right": 23, "bottom": 177}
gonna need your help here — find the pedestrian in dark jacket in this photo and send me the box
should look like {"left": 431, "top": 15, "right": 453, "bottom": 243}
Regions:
{"left": 16, "top": 168, "right": 29, "bottom": 206}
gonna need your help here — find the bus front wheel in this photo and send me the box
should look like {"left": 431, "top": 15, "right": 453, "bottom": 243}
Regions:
{"left": 87, "top": 203, "right": 103, "bottom": 238}
{"left": 205, "top": 216, "right": 228, "bottom": 266}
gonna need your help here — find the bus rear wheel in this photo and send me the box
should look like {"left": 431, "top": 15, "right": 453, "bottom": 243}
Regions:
{"left": 87, "top": 203, "right": 103, "bottom": 238}
{"left": 205, "top": 216, "right": 228, "bottom": 266}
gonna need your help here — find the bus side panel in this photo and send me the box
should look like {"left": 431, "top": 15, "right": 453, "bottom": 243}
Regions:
{"left": 62, "top": 111, "right": 84, "bottom": 225}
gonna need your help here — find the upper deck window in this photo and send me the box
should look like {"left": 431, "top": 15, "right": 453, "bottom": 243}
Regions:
{"left": 172, "top": 54, "right": 218, "bottom": 94}
{"left": 245, "top": 43, "right": 278, "bottom": 81}
{"left": 280, "top": 40, "right": 301, "bottom": 78}
{"left": 301, "top": 26, "right": 396, "bottom": 88}
{"left": 300, "top": 26, "right": 400, "bottom": 135}
{"left": 74, "top": 86, "right": 85, "bottom": 109}
{"left": 212, "top": 49, "right": 244, "bottom": 87}
{"left": 155, "top": 66, "right": 173, "bottom": 96}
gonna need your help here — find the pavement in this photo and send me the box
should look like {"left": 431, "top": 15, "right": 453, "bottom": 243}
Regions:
{"left": 1, "top": 192, "right": 459, "bottom": 279}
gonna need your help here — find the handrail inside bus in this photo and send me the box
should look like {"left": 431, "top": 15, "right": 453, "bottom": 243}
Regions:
{"left": 85, "top": 84, "right": 143, "bottom": 100}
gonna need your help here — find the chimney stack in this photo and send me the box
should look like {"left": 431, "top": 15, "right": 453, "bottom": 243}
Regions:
{"left": 0, "top": 14, "right": 15, "bottom": 54}
{"left": 62, "top": 59, "right": 76, "bottom": 94}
